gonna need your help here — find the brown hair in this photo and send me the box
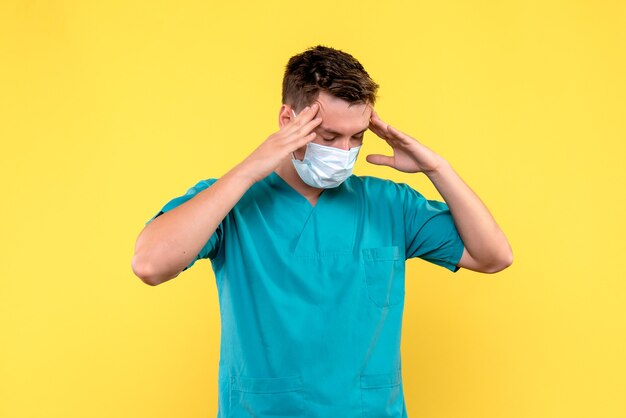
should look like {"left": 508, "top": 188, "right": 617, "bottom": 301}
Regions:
{"left": 282, "top": 45, "right": 379, "bottom": 112}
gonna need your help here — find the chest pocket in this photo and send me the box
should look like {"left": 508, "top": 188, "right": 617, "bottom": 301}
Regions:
{"left": 362, "top": 246, "right": 406, "bottom": 308}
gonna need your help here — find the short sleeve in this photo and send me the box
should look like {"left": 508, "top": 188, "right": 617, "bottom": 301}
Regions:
{"left": 144, "top": 178, "right": 223, "bottom": 271}
{"left": 401, "top": 183, "right": 465, "bottom": 272}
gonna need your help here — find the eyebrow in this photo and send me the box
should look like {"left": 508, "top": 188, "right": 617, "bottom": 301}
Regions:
{"left": 319, "top": 125, "right": 368, "bottom": 136}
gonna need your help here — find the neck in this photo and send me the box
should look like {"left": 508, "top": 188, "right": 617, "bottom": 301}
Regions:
{"left": 274, "top": 157, "right": 324, "bottom": 202}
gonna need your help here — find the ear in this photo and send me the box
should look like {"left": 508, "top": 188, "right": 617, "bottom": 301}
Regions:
{"left": 278, "top": 104, "right": 295, "bottom": 129}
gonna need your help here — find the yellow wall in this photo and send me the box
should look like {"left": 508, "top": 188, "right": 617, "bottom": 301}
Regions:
{"left": 1, "top": 1, "right": 624, "bottom": 417}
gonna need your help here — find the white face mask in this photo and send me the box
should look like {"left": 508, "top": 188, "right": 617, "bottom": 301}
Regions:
{"left": 290, "top": 108, "right": 361, "bottom": 189}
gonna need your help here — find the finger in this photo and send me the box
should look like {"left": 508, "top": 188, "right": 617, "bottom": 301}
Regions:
{"left": 368, "top": 120, "right": 389, "bottom": 140}
{"left": 293, "top": 130, "right": 318, "bottom": 149}
{"left": 295, "top": 103, "right": 320, "bottom": 123}
{"left": 387, "top": 124, "right": 416, "bottom": 145}
{"left": 366, "top": 154, "right": 395, "bottom": 167}
{"left": 290, "top": 116, "right": 322, "bottom": 142}
{"left": 368, "top": 121, "right": 383, "bottom": 136}
{"left": 368, "top": 115, "right": 387, "bottom": 134}
{"left": 369, "top": 113, "right": 391, "bottom": 138}
{"left": 284, "top": 103, "right": 320, "bottom": 133}
{"left": 370, "top": 110, "right": 388, "bottom": 129}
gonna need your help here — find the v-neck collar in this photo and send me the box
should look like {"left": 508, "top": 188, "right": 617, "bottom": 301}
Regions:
{"left": 268, "top": 171, "right": 329, "bottom": 209}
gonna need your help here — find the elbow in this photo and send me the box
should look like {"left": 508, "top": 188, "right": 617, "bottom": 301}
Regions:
{"left": 483, "top": 250, "right": 514, "bottom": 274}
{"left": 131, "top": 256, "right": 159, "bottom": 286}
{"left": 131, "top": 255, "right": 182, "bottom": 286}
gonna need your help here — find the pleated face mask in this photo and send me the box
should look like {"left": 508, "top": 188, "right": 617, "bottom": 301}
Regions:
{"left": 290, "top": 108, "right": 361, "bottom": 189}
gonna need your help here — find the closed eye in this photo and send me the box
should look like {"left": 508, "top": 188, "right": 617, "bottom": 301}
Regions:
{"left": 318, "top": 125, "right": 368, "bottom": 141}
{"left": 322, "top": 134, "right": 364, "bottom": 142}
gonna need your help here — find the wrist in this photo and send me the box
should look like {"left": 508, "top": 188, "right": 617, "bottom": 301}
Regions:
{"left": 227, "top": 160, "right": 260, "bottom": 189}
{"left": 423, "top": 155, "right": 450, "bottom": 178}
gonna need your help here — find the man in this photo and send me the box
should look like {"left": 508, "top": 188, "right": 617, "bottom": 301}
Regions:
{"left": 132, "top": 45, "right": 513, "bottom": 417}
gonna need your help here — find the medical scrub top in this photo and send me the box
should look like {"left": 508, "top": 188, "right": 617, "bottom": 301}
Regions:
{"left": 145, "top": 171, "right": 465, "bottom": 418}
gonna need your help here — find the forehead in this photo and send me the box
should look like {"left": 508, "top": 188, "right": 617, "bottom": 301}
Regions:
{"left": 313, "top": 91, "right": 371, "bottom": 133}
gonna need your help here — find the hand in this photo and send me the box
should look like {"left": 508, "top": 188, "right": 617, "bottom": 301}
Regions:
{"left": 240, "top": 103, "right": 322, "bottom": 184}
{"left": 366, "top": 109, "right": 444, "bottom": 174}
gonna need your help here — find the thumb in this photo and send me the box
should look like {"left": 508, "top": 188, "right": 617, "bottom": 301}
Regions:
{"left": 366, "top": 154, "right": 395, "bottom": 166}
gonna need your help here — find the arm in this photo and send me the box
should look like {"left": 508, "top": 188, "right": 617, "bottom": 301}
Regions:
{"left": 366, "top": 108, "right": 513, "bottom": 274}
{"left": 424, "top": 159, "right": 513, "bottom": 273}
{"left": 131, "top": 164, "right": 255, "bottom": 286}
{"left": 132, "top": 103, "right": 324, "bottom": 285}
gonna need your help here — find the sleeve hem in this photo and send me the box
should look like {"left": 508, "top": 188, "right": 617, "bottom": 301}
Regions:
{"left": 448, "top": 241, "right": 466, "bottom": 273}
{"left": 431, "top": 241, "right": 465, "bottom": 273}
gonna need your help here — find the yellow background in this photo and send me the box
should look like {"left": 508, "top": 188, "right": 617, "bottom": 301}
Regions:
{"left": 1, "top": 1, "right": 625, "bottom": 417}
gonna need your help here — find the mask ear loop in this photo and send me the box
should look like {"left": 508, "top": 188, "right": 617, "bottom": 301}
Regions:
{"left": 290, "top": 107, "right": 317, "bottom": 162}
{"left": 291, "top": 108, "right": 299, "bottom": 161}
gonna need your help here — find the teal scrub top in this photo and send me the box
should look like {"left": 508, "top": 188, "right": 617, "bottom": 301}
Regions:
{"left": 145, "top": 171, "right": 465, "bottom": 418}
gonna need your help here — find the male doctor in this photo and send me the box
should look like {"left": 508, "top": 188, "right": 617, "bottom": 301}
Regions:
{"left": 132, "top": 45, "right": 513, "bottom": 417}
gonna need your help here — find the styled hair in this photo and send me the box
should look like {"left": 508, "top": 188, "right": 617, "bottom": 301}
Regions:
{"left": 282, "top": 45, "right": 379, "bottom": 112}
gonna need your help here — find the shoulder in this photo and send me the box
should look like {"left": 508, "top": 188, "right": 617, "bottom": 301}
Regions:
{"left": 189, "top": 177, "right": 271, "bottom": 203}
{"left": 348, "top": 174, "right": 418, "bottom": 199}
{"left": 350, "top": 174, "right": 397, "bottom": 189}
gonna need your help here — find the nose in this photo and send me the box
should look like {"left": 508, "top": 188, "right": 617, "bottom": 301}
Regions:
{"left": 334, "top": 138, "right": 351, "bottom": 151}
